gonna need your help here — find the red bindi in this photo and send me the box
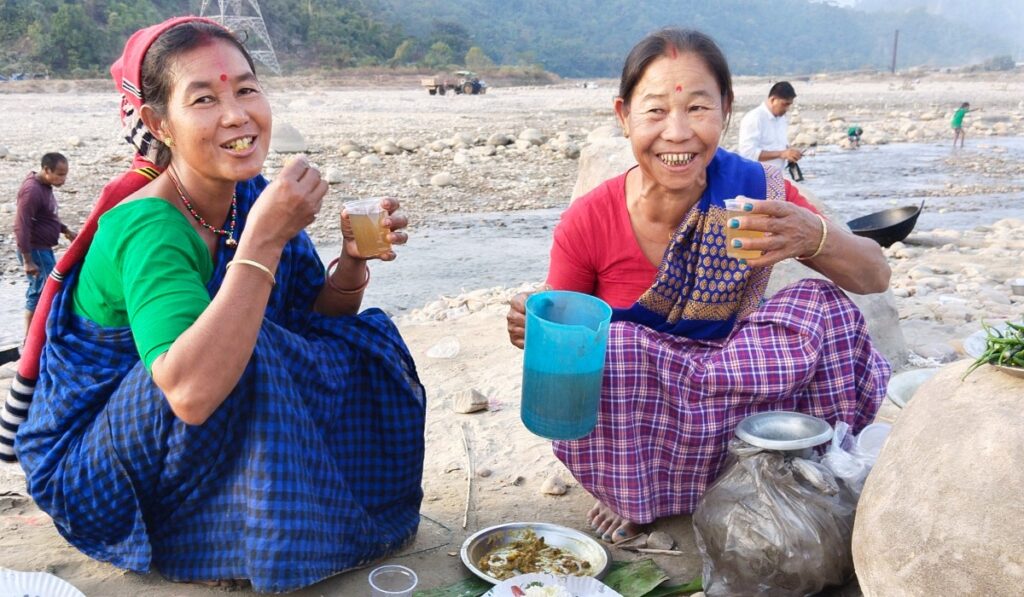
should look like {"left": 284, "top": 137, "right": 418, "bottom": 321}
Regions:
{"left": 675, "top": 84, "right": 683, "bottom": 93}
{"left": 220, "top": 73, "right": 228, "bottom": 82}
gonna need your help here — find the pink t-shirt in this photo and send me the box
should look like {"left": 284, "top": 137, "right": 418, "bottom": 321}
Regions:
{"left": 546, "top": 171, "right": 818, "bottom": 308}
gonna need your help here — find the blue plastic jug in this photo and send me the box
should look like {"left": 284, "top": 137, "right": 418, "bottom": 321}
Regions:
{"left": 521, "top": 291, "right": 612, "bottom": 440}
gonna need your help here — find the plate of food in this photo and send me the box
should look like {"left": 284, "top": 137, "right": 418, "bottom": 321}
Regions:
{"left": 482, "top": 572, "right": 622, "bottom": 597}
{"left": 461, "top": 522, "right": 611, "bottom": 584}
{"left": 963, "top": 321, "right": 1024, "bottom": 379}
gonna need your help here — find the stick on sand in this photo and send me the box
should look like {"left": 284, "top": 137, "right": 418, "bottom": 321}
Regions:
{"left": 460, "top": 423, "right": 474, "bottom": 529}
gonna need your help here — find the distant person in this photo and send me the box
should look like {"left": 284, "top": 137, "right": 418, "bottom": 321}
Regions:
{"left": 13, "top": 152, "right": 77, "bottom": 343}
{"left": 738, "top": 81, "right": 804, "bottom": 181}
{"left": 951, "top": 102, "right": 979, "bottom": 148}
{"left": 847, "top": 125, "right": 863, "bottom": 148}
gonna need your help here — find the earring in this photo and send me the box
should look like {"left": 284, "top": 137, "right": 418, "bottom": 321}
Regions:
{"left": 164, "top": 136, "right": 174, "bottom": 147}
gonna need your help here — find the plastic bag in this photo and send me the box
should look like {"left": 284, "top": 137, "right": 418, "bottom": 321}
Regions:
{"left": 819, "top": 421, "right": 876, "bottom": 497}
{"left": 693, "top": 439, "right": 855, "bottom": 597}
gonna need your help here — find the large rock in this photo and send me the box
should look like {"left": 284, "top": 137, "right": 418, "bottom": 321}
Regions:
{"left": 571, "top": 142, "right": 908, "bottom": 368}
{"left": 270, "top": 120, "right": 307, "bottom": 153}
{"left": 853, "top": 361, "right": 1024, "bottom": 596}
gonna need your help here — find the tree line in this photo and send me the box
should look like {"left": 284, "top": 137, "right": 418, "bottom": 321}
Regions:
{"left": 0, "top": 0, "right": 1012, "bottom": 78}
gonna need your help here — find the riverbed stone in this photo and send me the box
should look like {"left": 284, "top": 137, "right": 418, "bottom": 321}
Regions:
{"left": 269, "top": 120, "right": 306, "bottom": 153}
{"left": 853, "top": 361, "right": 1024, "bottom": 596}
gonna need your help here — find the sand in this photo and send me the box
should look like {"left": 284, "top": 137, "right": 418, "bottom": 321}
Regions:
{"left": 1, "top": 68, "right": 1023, "bottom": 595}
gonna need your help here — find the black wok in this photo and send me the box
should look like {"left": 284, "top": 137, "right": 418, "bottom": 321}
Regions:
{"left": 846, "top": 201, "right": 925, "bottom": 247}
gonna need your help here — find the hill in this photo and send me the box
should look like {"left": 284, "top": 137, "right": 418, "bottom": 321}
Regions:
{"left": 0, "top": 0, "right": 1012, "bottom": 78}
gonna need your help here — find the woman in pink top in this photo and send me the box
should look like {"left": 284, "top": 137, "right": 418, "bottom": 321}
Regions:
{"left": 507, "top": 28, "right": 891, "bottom": 542}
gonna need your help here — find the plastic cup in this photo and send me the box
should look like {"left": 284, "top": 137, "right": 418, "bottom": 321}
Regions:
{"left": 856, "top": 422, "right": 892, "bottom": 458}
{"left": 368, "top": 564, "right": 418, "bottom": 597}
{"left": 344, "top": 198, "right": 392, "bottom": 258}
{"left": 521, "top": 290, "right": 612, "bottom": 440}
{"left": 724, "top": 196, "right": 767, "bottom": 259}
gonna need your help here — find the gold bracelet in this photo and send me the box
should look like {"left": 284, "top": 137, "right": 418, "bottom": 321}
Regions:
{"left": 797, "top": 213, "right": 828, "bottom": 261}
{"left": 226, "top": 258, "right": 276, "bottom": 286}
{"left": 326, "top": 257, "right": 370, "bottom": 294}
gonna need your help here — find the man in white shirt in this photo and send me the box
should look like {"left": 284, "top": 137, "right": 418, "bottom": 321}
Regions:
{"left": 738, "top": 81, "right": 803, "bottom": 177}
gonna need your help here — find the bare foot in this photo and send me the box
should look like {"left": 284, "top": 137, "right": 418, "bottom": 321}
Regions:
{"left": 588, "top": 501, "right": 642, "bottom": 543}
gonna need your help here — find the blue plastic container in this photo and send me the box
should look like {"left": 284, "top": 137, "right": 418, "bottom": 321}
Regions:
{"left": 521, "top": 291, "right": 612, "bottom": 440}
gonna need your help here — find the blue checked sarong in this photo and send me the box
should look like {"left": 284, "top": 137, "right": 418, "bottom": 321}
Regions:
{"left": 16, "top": 177, "right": 426, "bottom": 593}
{"left": 553, "top": 152, "right": 890, "bottom": 523}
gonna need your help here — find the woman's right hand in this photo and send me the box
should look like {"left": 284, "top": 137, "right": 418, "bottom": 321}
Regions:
{"left": 246, "top": 156, "right": 328, "bottom": 247}
{"left": 506, "top": 284, "right": 550, "bottom": 349}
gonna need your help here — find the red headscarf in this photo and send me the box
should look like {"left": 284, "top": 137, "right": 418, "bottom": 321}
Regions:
{"left": 0, "top": 16, "right": 226, "bottom": 462}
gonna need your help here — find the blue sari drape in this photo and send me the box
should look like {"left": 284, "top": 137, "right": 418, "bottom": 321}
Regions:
{"left": 16, "top": 177, "right": 426, "bottom": 593}
{"left": 612, "top": 148, "right": 784, "bottom": 339}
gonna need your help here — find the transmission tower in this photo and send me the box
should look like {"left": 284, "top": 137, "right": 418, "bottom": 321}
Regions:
{"left": 200, "top": 0, "right": 282, "bottom": 74}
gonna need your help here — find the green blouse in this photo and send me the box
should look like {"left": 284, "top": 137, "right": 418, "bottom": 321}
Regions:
{"left": 72, "top": 198, "right": 213, "bottom": 371}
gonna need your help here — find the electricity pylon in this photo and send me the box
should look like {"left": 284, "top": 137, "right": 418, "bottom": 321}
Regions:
{"left": 200, "top": 0, "right": 282, "bottom": 74}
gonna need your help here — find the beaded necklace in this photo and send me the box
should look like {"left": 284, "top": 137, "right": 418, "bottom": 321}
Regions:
{"left": 167, "top": 166, "right": 238, "bottom": 247}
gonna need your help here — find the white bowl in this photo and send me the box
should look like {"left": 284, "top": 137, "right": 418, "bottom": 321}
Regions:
{"left": 886, "top": 368, "right": 940, "bottom": 409}
{"left": 1010, "top": 278, "right": 1024, "bottom": 296}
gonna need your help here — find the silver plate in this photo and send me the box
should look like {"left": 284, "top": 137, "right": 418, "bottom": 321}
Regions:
{"left": 886, "top": 368, "right": 940, "bottom": 409}
{"left": 735, "top": 411, "right": 833, "bottom": 451}
{"left": 963, "top": 323, "right": 1024, "bottom": 379}
{"left": 460, "top": 522, "right": 611, "bottom": 585}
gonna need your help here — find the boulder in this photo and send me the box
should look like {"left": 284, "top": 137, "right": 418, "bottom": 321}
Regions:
{"left": 853, "top": 361, "right": 1024, "bottom": 596}
{"left": 570, "top": 137, "right": 635, "bottom": 200}
{"left": 269, "top": 120, "right": 306, "bottom": 153}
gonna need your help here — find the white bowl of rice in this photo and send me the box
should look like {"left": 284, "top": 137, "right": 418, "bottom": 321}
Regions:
{"left": 483, "top": 572, "right": 622, "bottom": 597}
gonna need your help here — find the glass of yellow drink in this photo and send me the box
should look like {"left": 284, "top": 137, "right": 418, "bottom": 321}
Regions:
{"left": 724, "top": 196, "right": 766, "bottom": 260}
{"left": 343, "top": 197, "right": 392, "bottom": 258}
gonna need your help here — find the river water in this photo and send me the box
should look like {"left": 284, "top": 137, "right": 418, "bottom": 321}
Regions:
{"left": 2, "top": 137, "right": 1022, "bottom": 347}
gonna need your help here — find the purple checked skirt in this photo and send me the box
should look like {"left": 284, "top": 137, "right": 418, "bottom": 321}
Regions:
{"left": 553, "top": 279, "right": 890, "bottom": 523}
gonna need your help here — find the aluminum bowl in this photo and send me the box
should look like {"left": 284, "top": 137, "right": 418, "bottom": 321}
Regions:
{"left": 886, "top": 368, "right": 940, "bottom": 409}
{"left": 460, "top": 522, "right": 611, "bottom": 585}
{"left": 735, "top": 411, "right": 833, "bottom": 451}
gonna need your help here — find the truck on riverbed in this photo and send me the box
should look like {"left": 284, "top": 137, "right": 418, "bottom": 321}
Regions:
{"left": 421, "top": 71, "right": 487, "bottom": 95}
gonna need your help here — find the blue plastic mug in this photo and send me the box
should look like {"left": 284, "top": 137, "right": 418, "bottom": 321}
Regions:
{"left": 521, "top": 291, "right": 612, "bottom": 440}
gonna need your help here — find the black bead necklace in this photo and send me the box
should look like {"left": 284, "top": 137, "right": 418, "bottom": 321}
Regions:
{"left": 167, "top": 166, "right": 238, "bottom": 247}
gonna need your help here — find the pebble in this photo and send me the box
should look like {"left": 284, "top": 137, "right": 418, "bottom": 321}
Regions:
{"left": 646, "top": 531, "right": 675, "bottom": 550}
{"left": 452, "top": 388, "right": 488, "bottom": 414}
{"left": 540, "top": 475, "right": 567, "bottom": 495}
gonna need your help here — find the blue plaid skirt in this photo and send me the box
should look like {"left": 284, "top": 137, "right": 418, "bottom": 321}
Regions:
{"left": 16, "top": 182, "right": 426, "bottom": 592}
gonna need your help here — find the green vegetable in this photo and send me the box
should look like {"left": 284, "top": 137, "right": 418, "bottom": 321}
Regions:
{"left": 963, "top": 321, "right": 1024, "bottom": 379}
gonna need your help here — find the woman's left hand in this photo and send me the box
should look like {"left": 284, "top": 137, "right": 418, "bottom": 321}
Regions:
{"left": 340, "top": 198, "right": 408, "bottom": 261}
{"left": 728, "top": 200, "right": 824, "bottom": 267}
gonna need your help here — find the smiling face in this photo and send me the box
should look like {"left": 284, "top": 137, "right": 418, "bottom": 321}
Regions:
{"left": 145, "top": 38, "right": 271, "bottom": 186}
{"left": 615, "top": 51, "right": 727, "bottom": 200}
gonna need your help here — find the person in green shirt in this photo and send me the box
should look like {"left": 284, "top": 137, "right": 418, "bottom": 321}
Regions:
{"left": 951, "top": 102, "right": 979, "bottom": 148}
{"left": 846, "top": 125, "right": 863, "bottom": 149}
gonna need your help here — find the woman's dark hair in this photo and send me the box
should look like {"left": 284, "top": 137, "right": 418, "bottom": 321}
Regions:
{"left": 141, "top": 21, "right": 257, "bottom": 166}
{"left": 618, "top": 28, "right": 734, "bottom": 119}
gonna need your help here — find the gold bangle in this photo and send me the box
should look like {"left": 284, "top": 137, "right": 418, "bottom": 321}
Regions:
{"left": 326, "top": 257, "right": 370, "bottom": 294}
{"left": 226, "top": 258, "right": 276, "bottom": 286}
{"left": 797, "top": 213, "right": 828, "bottom": 261}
